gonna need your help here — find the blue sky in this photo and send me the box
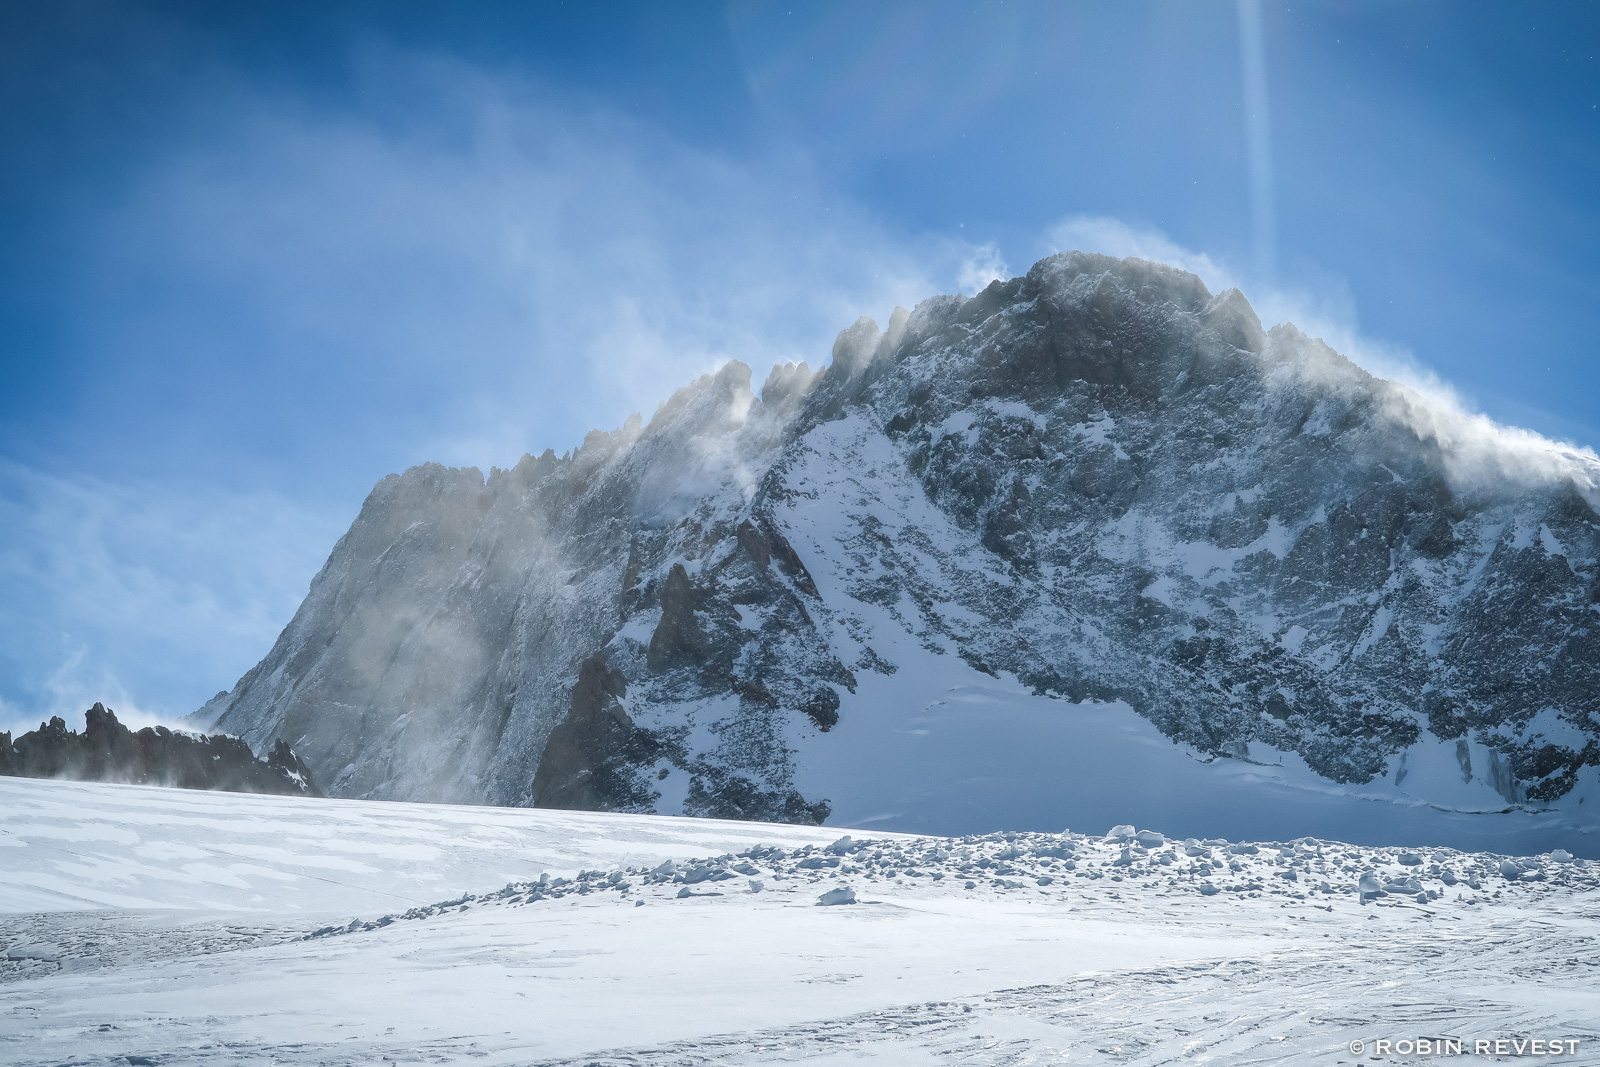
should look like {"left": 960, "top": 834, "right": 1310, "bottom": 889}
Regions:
{"left": 1, "top": 0, "right": 1597, "bottom": 731}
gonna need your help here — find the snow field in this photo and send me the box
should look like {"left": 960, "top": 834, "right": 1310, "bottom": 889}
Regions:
{"left": 4, "top": 778, "right": 1600, "bottom": 1064}
{"left": 0, "top": 776, "right": 889, "bottom": 914}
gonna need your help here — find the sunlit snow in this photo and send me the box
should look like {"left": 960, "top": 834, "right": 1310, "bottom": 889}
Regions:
{"left": 3, "top": 777, "right": 1597, "bottom": 1065}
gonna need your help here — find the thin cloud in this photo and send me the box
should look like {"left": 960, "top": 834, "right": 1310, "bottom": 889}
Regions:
{"left": 0, "top": 459, "right": 343, "bottom": 731}
{"left": 88, "top": 46, "right": 1005, "bottom": 472}
{"left": 957, "top": 244, "right": 1010, "bottom": 295}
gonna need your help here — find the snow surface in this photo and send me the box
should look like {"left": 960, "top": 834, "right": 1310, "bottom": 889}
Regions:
{"left": 4, "top": 778, "right": 1599, "bottom": 1065}
{"left": 0, "top": 777, "right": 883, "bottom": 915}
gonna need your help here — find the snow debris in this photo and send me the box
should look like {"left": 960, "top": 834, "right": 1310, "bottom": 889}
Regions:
{"left": 278, "top": 821, "right": 1597, "bottom": 948}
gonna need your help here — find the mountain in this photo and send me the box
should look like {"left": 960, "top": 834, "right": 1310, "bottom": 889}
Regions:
{"left": 194, "top": 252, "right": 1600, "bottom": 846}
{"left": 3, "top": 702, "right": 319, "bottom": 796}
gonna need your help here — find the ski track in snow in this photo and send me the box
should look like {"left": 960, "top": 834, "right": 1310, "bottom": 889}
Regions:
{"left": 4, "top": 779, "right": 1600, "bottom": 1065}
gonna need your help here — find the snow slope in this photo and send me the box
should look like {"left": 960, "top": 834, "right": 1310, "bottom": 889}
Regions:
{"left": 0, "top": 777, "right": 885, "bottom": 915}
{"left": 3, "top": 779, "right": 1598, "bottom": 1065}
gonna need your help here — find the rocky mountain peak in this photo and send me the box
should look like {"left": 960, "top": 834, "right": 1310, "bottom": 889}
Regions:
{"left": 196, "top": 252, "right": 1600, "bottom": 844}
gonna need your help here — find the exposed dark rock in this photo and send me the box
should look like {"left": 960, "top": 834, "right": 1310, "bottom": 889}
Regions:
{"left": 684, "top": 768, "right": 830, "bottom": 825}
{"left": 799, "top": 688, "right": 841, "bottom": 731}
{"left": 736, "top": 519, "right": 772, "bottom": 569}
{"left": 529, "top": 654, "right": 658, "bottom": 811}
{"left": 0, "top": 704, "right": 318, "bottom": 796}
{"left": 647, "top": 563, "right": 704, "bottom": 670}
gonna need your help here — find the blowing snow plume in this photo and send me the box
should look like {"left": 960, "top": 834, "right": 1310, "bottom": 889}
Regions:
{"left": 198, "top": 252, "right": 1599, "bottom": 854}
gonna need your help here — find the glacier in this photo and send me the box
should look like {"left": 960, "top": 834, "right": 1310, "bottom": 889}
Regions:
{"left": 3, "top": 777, "right": 1597, "bottom": 1064}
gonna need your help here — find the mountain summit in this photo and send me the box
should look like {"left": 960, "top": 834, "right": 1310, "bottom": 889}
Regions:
{"left": 196, "top": 253, "right": 1600, "bottom": 845}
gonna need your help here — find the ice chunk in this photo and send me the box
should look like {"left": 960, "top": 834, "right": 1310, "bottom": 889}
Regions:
{"left": 1551, "top": 849, "right": 1574, "bottom": 863}
{"left": 1358, "top": 872, "right": 1381, "bottom": 895}
{"left": 1134, "top": 830, "right": 1165, "bottom": 849}
{"left": 816, "top": 887, "right": 857, "bottom": 906}
{"left": 4, "top": 943, "right": 63, "bottom": 963}
{"left": 748, "top": 879, "right": 764, "bottom": 893}
{"left": 1105, "top": 825, "right": 1136, "bottom": 840}
{"left": 1498, "top": 860, "right": 1526, "bottom": 880}
{"left": 824, "top": 836, "right": 856, "bottom": 855}
{"left": 1397, "top": 852, "right": 1422, "bottom": 866}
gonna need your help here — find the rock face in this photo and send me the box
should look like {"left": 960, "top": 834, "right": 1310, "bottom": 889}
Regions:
{"left": 2, "top": 703, "right": 319, "bottom": 796}
{"left": 197, "top": 252, "right": 1600, "bottom": 825}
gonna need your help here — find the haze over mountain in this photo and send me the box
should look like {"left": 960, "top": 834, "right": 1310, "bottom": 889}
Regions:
{"left": 194, "top": 253, "right": 1600, "bottom": 851}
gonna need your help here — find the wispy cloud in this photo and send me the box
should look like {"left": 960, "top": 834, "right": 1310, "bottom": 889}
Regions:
{"left": 957, "top": 244, "right": 1010, "bottom": 295}
{"left": 0, "top": 460, "right": 343, "bottom": 733}
{"left": 6, "top": 44, "right": 1016, "bottom": 727}
{"left": 84, "top": 46, "right": 1006, "bottom": 472}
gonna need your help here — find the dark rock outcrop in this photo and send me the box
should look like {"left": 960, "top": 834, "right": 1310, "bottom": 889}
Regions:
{"left": 1, "top": 704, "right": 319, "bottom": 796}
{"left": 529, "top": 654, "right": 657, "bottom": 811}
{"left": 647, "top": 564, "right": 704, "bottom": 670}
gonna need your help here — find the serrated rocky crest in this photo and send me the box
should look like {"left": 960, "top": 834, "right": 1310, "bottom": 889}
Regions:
{"left": 198, "top": 252, "right": 1600, "bottom": 825}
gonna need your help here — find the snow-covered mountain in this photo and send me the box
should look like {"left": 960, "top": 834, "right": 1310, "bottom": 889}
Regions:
{"left": 196, "top": 252, "right": 1600, "bottom": 846}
